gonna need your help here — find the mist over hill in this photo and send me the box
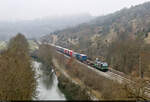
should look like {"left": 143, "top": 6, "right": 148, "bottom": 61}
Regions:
{"left": 42, "top": 1, "right": 150, "bottom": 47}
{"left": 40, "top": 1, "right": 150, "bottom": 76}
{"left": 0, "top": 13, "right": 93, "bottom": 40}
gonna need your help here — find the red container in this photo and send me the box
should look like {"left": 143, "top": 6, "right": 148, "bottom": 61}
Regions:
{"left": 66, "top": 49, "right": 69, "bottom": 54}
{"left": 69, "top": 50, "right": 73, "bottom": 56}
{"left": 64, "top": 49, "right": 67, "bottom": 54}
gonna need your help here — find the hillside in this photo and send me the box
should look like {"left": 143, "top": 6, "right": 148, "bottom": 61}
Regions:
{"left": 42, "top": 2, "right": 150, "bottom": 46}
{"left": 41, "top": 1, "right": 150, "bottom": 77}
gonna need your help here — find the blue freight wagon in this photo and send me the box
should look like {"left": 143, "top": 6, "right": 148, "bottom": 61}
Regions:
{"left": 79, "top": 54, "right": 87, "bottom": 61}
{"left": 74, "top": 53, "right": 87, "bottom": 61}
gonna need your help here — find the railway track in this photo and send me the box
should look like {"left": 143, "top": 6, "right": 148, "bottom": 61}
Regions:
{"left": 56, "top": 50, "right": 150, "bottom": 99}
{"left": 37, "top": 42, "right": 150, "bottom": 99}
{"left": 56, "top": 50, "right": 132, "bottom": 84}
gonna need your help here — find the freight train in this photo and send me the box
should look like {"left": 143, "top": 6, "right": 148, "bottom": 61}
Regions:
{"left": 54, "top": 45, "right": 108, "bottom": 72}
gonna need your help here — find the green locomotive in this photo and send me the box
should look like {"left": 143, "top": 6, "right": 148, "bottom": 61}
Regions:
{"left": 94, "top": 58, "right": 108, "bottom": 71}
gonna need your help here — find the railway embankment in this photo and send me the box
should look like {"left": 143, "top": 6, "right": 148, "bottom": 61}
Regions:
{"left": 52, "top": 49, "right": 134, "bottom": 100}
{"left": 53, "top": 58, "right": 96, "bottom": 100}
{"left": 35, "top": 44, "right": 149, "bottom": 100}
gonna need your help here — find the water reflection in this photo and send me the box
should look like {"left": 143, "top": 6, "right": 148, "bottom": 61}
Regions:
{"left": 32, "top": 61, "right": 66, "bottom": 100}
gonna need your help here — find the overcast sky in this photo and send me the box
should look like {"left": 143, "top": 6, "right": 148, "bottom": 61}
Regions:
{"left": 0, "top": 0, "right": 150, "bottom": 21}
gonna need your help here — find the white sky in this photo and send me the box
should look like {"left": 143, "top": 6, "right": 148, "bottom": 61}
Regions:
{"left": 0, "top": 0, "right": 150, "bottom": 21}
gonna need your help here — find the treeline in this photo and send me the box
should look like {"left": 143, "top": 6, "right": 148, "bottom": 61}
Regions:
{"left": 106, "top": 35, "right": 150, "bottom": 77}
{"left": 54, "top": 30, "right": 150, "bottom": 78}
{"left": 47, "top": 1, "right": 150, "bottom": 78}
{"left": 48, "top": 1, "right": 150, "bottom": 48}
{"left": 0, "top": 33, "right": 36, "bottom": 100}
{"left": 54, "top": 43, "right": 150, "bottom": 100}
{"left": 81, "top": 34, "right": 150, "bottom": 78}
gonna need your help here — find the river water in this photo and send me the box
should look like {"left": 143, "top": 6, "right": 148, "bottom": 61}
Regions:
{"left": 32, "top": 61, "right": 66, "bottom": 100}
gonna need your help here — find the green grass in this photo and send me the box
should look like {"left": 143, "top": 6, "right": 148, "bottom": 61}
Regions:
{"left": 0, "top": 41, "right": 7, "bottom": 51}
{"left": 28, "top": 40, "right": 39, "bottom": 52}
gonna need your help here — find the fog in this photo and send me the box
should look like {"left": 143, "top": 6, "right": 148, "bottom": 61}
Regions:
{"left": 0, "top": 14, "right": 93, "bottom": 40}
{"left": 0, "top": 0, "right": 150, "bottom": 40}
{"left": 0, "top": 0, "right": 149, "bottom": 21}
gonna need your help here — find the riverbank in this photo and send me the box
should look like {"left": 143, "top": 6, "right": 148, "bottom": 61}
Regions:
{"left": 35, "top": 44, "right": 134, "bottom": 100}
{"left": 32, "top": 60, "right": 66, "bottom": 100}
{"left": 51, "top": 50, "right": 137, "bottom": 100}
{"left": 52, "top": 58, "right": 99, "bottom": 100}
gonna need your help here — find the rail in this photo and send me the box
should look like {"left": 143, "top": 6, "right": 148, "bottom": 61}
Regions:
{"left": 36, "top": 42, "right": 150, "bottom": 99}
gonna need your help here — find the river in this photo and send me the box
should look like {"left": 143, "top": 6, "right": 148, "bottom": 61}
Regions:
{"left": 32, "top": 61, "right": 66, "bottom": 100}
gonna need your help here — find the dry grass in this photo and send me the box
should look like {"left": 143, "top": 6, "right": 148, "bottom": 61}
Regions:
{"left": 54, "top": 51, "right": 134, "bottom": 100}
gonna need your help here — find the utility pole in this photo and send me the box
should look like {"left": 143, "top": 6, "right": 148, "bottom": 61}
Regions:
{"left": 139, "top": 53, "right": 142, "bottom": 78}
{"left": 139, "top": 52, "right": 144, "bottom": 78}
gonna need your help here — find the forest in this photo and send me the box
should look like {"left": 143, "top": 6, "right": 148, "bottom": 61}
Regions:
{"left": 41, "top": 1, "right": 150, "bottom": 78}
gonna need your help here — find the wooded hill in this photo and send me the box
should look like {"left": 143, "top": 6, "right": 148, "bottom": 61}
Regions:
{"left": 41, "top": 2, "right": 150, "bottom": 78}
{"left": 42, "top": 2, "right": 150, "bottom": 46}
